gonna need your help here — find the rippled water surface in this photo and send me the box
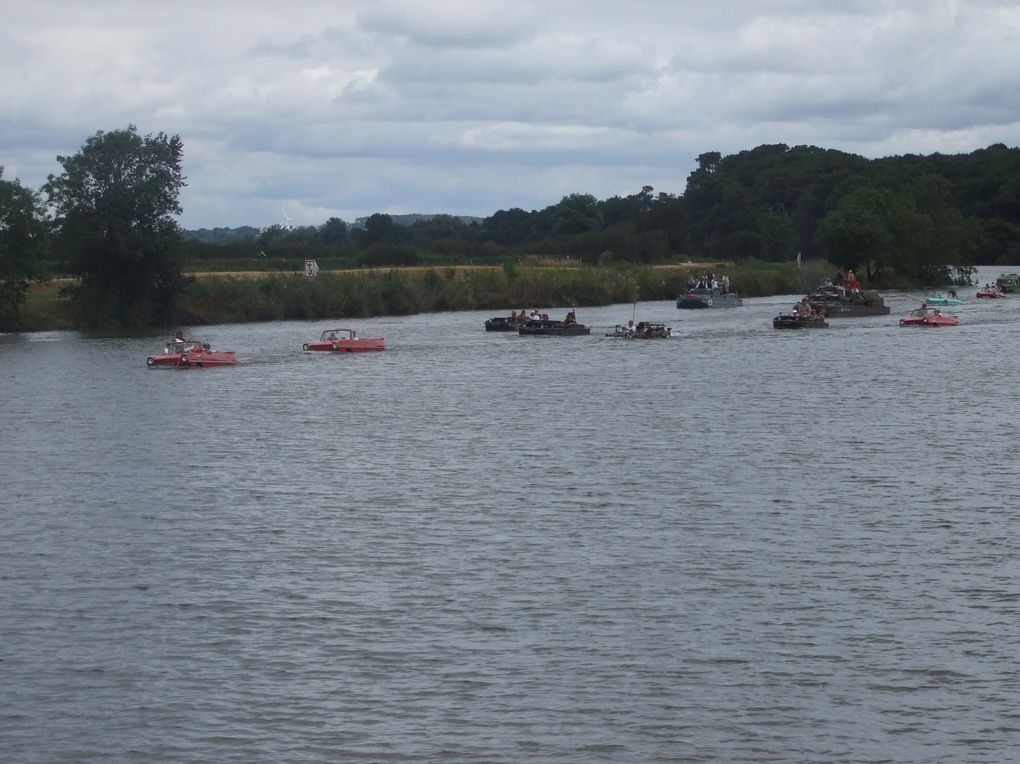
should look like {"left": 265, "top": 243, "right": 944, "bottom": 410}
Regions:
{"left": 3, "top": 270, "right": 1020, "bottom": 762}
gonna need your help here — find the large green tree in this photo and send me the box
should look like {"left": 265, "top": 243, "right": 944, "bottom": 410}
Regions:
{"left": 319, "top": 216, "right": 349, "bottom": 247}
{"left": 44, "top": 125, "right": 186, "bottom": 327}
{"left": 815, "top": 187, "right": 896, "bottom": 281}
{"left": 551, "top": 193, "right": 603, "bottom": 236}
{"left": 906, "top": 174, "right": 980, "bottom": 282}
{"left": 0, "top": 168, "right": 49, "bottom": 326}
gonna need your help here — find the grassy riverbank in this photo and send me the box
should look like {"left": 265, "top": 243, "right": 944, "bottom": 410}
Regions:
{"left": 14, "top": 260, "right": 835, "bottom": 331}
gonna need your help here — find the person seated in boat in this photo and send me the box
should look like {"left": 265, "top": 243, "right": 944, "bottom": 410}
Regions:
{"left": 847, "top": 270, "right": 860, "bottom": 292}
{"left": 530, "top": 308, "right": 542, "bottom": 320}
{"left": 564, "top": 311, "right": 577, "bottom": 326}
{"left": 686, "top": 274, "right": 697, "bottom": 289}
{"left": 327, "top": 331, "right": 338, "bottom": 340}
{"left": 171, "top": 330, "right": 185, "bottom": 344}
{"left": 721, "top": 274, "right": 731, "bottom": 294}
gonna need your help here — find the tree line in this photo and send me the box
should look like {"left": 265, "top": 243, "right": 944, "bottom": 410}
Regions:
{"left": 2, "top": 127, "right": 1018, "bottom": 328}
{"left": 187, "top": 143, "right": 1020, "bottom": 279}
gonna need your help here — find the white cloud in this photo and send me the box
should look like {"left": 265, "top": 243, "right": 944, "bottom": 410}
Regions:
{"left": 1, "top": 0, "right": 1019, "bottom": 227}
{"left": 356, "top": 0, "right": 540, "bottom": 49}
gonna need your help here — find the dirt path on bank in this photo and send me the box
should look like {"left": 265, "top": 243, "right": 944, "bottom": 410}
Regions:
{"left": 30, "top": 262, "right": 716, "bottom": 294}
{"left": 32, "top": 265, "right": 505, "bottom": 291}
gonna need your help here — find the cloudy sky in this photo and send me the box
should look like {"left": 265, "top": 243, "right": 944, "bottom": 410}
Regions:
{"left": 2, "top": 1, "right": 1019, "bottom": 230}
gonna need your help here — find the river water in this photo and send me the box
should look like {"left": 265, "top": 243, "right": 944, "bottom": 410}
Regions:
{"left": 2, "top": 268, "right": 1019, "bottom": 762}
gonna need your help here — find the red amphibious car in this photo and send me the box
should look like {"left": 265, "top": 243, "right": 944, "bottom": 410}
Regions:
{"left": 302, "top": 328, "right": 385, "bottom": 352}
{"left": 147, "top": 339, "right": 237, "bottom": 367}
{"left": 898, "top": 307, "right": 959, "bottom": 327}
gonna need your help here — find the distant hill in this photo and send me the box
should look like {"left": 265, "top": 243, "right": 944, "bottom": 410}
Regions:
{"left": 183, "top": 214, "right": 485, "bottom": 240}
{"left": 352, "top": 213, "right": 485, "bottom": 228}
{"left": 182, "top": 226, "right": 261, "bottom": 243}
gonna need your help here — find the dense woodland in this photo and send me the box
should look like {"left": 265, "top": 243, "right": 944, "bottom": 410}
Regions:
{"left": 182, "top": 143, "right": 1020, "bottom": 281}
{"left": 3, "top": 133, "right": 1020, "bottom": 329}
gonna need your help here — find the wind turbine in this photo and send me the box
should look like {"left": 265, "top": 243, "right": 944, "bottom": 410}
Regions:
{"left": 281, "top": 207, "right": 296, "bottom": 231}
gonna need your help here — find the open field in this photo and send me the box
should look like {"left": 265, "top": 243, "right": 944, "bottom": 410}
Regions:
{"left": 12, "top": 260, "right": 828, "bottom": 332}
{"left": 28, "top": 262, "right": 724, "bottom": 292}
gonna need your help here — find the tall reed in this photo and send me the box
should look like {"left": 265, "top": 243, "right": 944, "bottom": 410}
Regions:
{"left": 173, "top": 261, "right": 838, "bottom": 325}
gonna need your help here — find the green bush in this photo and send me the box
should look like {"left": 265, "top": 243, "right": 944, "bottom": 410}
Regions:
{"left": 17, "top": 259, "right": 893, "bottom": 331}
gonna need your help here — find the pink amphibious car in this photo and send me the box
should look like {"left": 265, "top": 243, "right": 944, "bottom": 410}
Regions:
{"left": 302, "top": 328, "right": 385, "bottom": 353}
{"left": 146, "top": 339, "right": 236, "bottom": 367}
{"left": 898, "top": 307, "right": 959, "bottom": 327}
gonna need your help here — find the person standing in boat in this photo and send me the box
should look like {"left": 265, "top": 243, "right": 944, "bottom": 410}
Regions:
{"left": 847, "top": 270, "right": 860, "bottom": 293}
{"left": 721, "top": 274, "right": 731, "bottom": 294}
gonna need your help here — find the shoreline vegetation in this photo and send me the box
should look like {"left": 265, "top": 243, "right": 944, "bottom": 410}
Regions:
{"left": 17, "top": 258, "right": 890, "bottom": 333}
{"left": 9, "top": 136, "right": 1009, "bottom": 334}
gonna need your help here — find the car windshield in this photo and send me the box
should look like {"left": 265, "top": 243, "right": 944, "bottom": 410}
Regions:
{"left": 320, "top": 330, "right": 352, "bottom": 341}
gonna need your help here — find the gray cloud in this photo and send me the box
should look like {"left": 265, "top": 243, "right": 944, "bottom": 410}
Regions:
{"left": 356, "top": 0, "right": 541, "bottom": 49}
{"left": 1, "top": 0, "right": 1018, "bottom": 228}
